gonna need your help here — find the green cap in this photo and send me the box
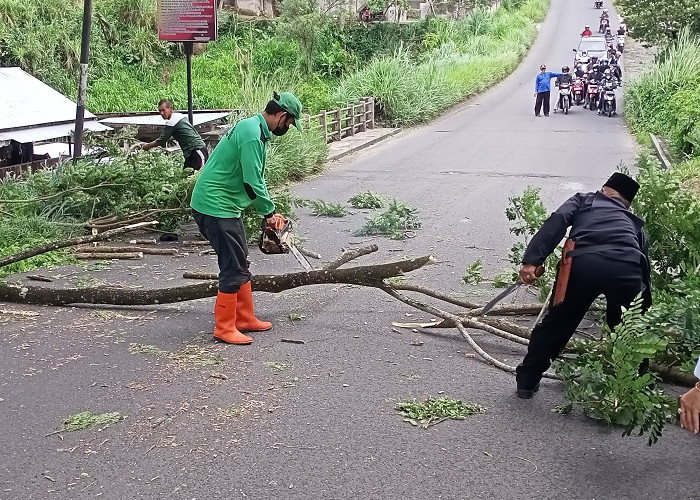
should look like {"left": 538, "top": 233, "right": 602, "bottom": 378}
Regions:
{"left": 274, "top": 91, "right": 303, "bottom": 131}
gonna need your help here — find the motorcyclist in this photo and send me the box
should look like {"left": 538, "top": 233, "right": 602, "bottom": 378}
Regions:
{"left": 581, "top": 25, "right": 592, "bottom": 36}
{"left": 599, "top": 9, "right": 610, "bottom": 31}
{"left": 577, "top": 49, "right": 590, "bottom": 66}
{"left": 617, "top": 24, "right": 626, "bottom": 35}
{"left": 574, "top": 62, "right": 586, "bottom": 78}
{"left": 598, "top": 57, "right": 610, "bottom": 72}
{"left": 598, "top": 68, "right": 618, "bottom": 115}
{"left": 605, "top": 26, "right": 614, "bottom": 41}
{"left": 555, "top": 66, "right": 574, "bottom": 110}
{"left": 610, "top": 51, "right": 623, "bottom": 83}
{"left": 584, "top": 65, "right": 604, "bottom": 109}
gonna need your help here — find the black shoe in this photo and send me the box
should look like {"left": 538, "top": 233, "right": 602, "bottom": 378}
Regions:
{"left": 535, "top": 113, "right": 541, "bottom": 117}
{"left": 544, "top": 114, "right": 549, "bottom": 117}
{"left": 517, "top": 383, "right": 540, "bottom": 399}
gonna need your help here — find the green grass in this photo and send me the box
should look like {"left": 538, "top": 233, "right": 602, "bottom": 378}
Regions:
{"left": 349, "top": 191, "right": 385, "bottom": 209}
{"left": 354, "top": 199, "right": 421, "bottom": 239}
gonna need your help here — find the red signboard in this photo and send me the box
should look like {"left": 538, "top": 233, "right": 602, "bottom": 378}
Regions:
{"left": 158, "top": 0, "right": 218, "bottom": 42}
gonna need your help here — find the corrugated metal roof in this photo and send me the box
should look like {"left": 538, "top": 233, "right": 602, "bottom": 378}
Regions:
{"left": 99, "top": 112, "right": 231, "bottom": 127}
{"left": 0, "top": 121, "right": 111, "bottom": 143}
{"left": 0, "top": 67, "right": 98, "bottom": 131}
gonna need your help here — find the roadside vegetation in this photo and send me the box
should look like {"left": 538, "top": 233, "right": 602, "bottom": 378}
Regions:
{"left": 0, "top": 0, "right": 547, "bottom": 271}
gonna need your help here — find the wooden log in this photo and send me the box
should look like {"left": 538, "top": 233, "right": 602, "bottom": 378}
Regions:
{"left": 129, "top": 239, "right": 157, "bottom": 245}
{"left": 74, "top": 252, "right": 144, "bottom": 260}
{"left": 74, "top": 246, "right": 177, "bottom": 255}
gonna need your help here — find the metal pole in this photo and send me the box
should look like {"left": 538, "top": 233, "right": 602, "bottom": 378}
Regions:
{"left": 73, "top": 0, "right": 93, "bottom": 160}
{"left": 185, "top": 42, "right": 194, "bottom": 125}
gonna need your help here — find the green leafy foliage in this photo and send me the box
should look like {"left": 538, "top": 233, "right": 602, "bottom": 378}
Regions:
{"left": 277, "top": 0, "right": 329, "bottom": 76}
{"left": 554, "top": 297, "right": 677, "bottom": 446}
{"left": 462, "top": 259, "right": 484, "bottom": 284}
{"left": 306, "top": 200, "right": 348, "bottom": 217}
{"left": 616, "top": 0, "right": 700, "bottom": 43}
{"left": 61, "top": 411, "right": 125, "bottom": 432}
{"left": 348, "top": 191, "right": 385, "bottom": 209}
{"left": 632, "top": 155, "right": 700, "bottom": 287}
{"left": 396, "top": 397, "right": 486, "bottom": 428}
{"left": 625, "top": 30, "right": 700, "bottom": 156}
{"left": 354, "top": 199, "right": 421, "bottom": 239}
{"left": 504, "top": 187, "right": 558, "bottom": 299}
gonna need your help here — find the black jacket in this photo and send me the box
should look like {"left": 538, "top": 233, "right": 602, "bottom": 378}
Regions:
{"left": 557, "top": 74, "right": 573, "bottom": 86}
{"left": 523, "top": 191, "right": 651, "bottom": 301}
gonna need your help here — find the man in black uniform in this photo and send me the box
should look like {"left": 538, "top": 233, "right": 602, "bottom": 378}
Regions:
{"left": 515, "top": 173, "right": 652, "bottom": 399}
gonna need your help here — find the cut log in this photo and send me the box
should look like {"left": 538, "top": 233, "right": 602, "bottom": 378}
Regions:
{"left": 75, "top": 246, "right": 178, "bottom": 255}
{"left": 74, "top": 252, "right": 144, "bottom": 260}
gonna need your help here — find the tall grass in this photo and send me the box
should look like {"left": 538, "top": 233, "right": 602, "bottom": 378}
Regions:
{"left": 625, "top": 28, "right": 700, "bottom": 155}
{"left": 332, "top": 0, "right": 547, "bottom": 126}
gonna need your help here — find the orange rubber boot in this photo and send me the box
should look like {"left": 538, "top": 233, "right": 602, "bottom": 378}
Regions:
{"left": 236, "top": 281, "right": 273, "bottom": 332}
{"left": 213, "top": 291, "right": 253, "bottom": 345}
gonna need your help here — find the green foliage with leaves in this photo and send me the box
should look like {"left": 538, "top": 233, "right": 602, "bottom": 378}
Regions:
{"left": 503, "top": 187, "right": 558, "bottom": 298}
{"left": 554, "top": 297, "right": 677, "bottom": 446}
{"left": 615, "top": 0, "right": 700, "bottom": 43}
{"left": 277, "top": 0, "right": 328, "bottom": 76}
{"left": 354, "top": 199, "right": 421, "bottom": 239}
{"left": 625, "top": 30, "right": 700, "bottom": 157}
{"left": 396, "top": 397, "right": 486, "bottom": 428}
{"left": 462, "top": 259, "right": 484, "bottom": 284}
{"left": 348, "top": 191, "right": 385, "bottom": 209}
{"left": 61, "top": 411, "right": 126, "bottom": 432}
{"left": 632, "top": 155, "right": 700, "bottom": 287}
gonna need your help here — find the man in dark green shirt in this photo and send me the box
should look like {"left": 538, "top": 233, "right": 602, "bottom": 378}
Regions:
{"left": 191, "top": 91, "right": 303, "bottom": 345}
{"left": 142, "top": 99, "right": 208, "bottom": 170}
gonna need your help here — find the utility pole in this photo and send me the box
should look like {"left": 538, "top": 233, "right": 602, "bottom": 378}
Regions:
{"left": 185, "top": 42, "right": 194, "bottom": 125}
{"left": 73, "top": 0, "right": 93, "bottom": 160}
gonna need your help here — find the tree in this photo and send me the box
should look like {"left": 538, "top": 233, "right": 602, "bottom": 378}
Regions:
{"left": 616, "top": 0, "right": 700, "bottom": 43}
{"left": 277, "top": 0, "right": 328, "bottom": 76}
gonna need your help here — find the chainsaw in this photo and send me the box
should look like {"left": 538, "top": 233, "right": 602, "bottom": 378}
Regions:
{"left": 258, "top": 214, "right": 313, "bottom": 271}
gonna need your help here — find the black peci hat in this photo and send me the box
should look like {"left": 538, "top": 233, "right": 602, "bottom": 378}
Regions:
{"left": 604, "top": 172, "right": 640, "bottom": 202}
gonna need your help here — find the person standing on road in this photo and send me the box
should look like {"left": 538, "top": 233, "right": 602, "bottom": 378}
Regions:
{"left": 679, "top": 356, "right": 700, "bottom": 434}
{"left": 515, "top": 173, "right": 652, "bottom": 398}
{"left": 534, "top": 65, "right": 563, "bottom": 117}
{"left": 189, "top": 91, "right": 303, "bottom": 345}
{"left": 142, "top": 99, "right": 208, "bottom": 171}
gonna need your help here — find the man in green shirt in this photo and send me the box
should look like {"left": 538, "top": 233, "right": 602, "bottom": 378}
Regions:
{"left": 142, "top": 99, "right": 208, "bottom": 170}
{"left": 190, "top": 91, "right": 303, "bottom": 345}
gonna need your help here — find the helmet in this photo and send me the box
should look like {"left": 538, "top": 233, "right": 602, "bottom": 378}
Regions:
{"left": 616, "top": 50, "right": 622, "bottom": 57}
{"left": 590, "top": 55, "right": 598, "bottom": 61}
{"left": 603, "top": 8, "right": 608, "bottom": 12}
{"left": 562, "top": 65, "right": 570, "bottom": 72}
{"left": 604, "top": 68, "right": 611, "bottom": 76}
{"left": 592, "top": 64, "right": 600, "bottom": 71}
{"left": 576, "top": 63, "right": 582, "bottom": 68}
{"left": 585, "top": 24, "right": 590, "bottom": 28}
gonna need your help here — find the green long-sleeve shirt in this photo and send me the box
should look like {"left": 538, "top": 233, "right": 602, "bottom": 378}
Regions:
{"left": 190, "top": 114, "right": 274, "bottom": 219}
{"left": 155, "top": 113, "right": 205, "bottom": 158}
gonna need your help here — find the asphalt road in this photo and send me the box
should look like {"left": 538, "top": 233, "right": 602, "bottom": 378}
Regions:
{"left": 2, "top": 0, "right": 699, "bottom": 499}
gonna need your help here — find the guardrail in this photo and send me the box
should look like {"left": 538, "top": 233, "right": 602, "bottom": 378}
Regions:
{"left": 0, "top": 157, "right": 60, "bottom": 180}
{"left": 304, "top": 97, "right": 375, "bottom": 143}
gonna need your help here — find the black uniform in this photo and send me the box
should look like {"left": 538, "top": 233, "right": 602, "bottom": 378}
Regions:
{"left": 515, "top": 191, "right": 651, "bottom": 392}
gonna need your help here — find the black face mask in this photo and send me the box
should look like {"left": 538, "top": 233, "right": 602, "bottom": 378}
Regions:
{"left": 271, "top": 113, "right": 290, "bottom": 136}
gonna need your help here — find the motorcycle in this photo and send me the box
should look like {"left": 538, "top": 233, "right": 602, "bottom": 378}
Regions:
{"left": 585, "top": 81, "right": 600, "bottom": 110}
{"left": 594, "top": 0, "right": 603, "bottom": 7}
{"left": 599, "top": 17, "right": 609, "bottom": 32}
{"left": 599, "top": 81, "right": 617, "bottom": 117}
{"left": 617, "top": 34, "right": 625, "bottom": 52}
{"left": 572, "top": 78, "right": 585, "bottom": 105}
{"left": 555, "top": 82, "right": 572, "bottom": 115}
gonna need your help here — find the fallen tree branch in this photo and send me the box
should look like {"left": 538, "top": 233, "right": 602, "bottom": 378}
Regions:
{"left": 325, "top": 245, "right": 379, "bottom": 270}
{"left": 84, "top": 209, "right": 185, "bottom": 230}
{"left": 74, "top": 252, "right": 144, "bottom": 260}
{"left": 0, "top": 254, "right": 436, "bottom": 305}
{"left": 74, "top": 246, "right": 178, "bottom": 255}
{"left": 389, "top": 283, "right": 480, "bottom": 309}
{"left": 0, "top": 221, "right": 157, "bottom": 269}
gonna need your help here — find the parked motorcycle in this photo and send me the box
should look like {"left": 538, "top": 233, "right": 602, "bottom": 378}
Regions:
{"left": 599, "top": 81, "right": 617, "bottom": 117}
{"left": 594, "top": 0, "right": 603, "bottom": 7}
{"left": 585, "top": 81, "right": 600, "bottom": 110}
{"left": 572, "top": 78, "right": 585, "bottom": 105}
{"left": 617, "top": 34, "right": 625, "bottom": 52}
